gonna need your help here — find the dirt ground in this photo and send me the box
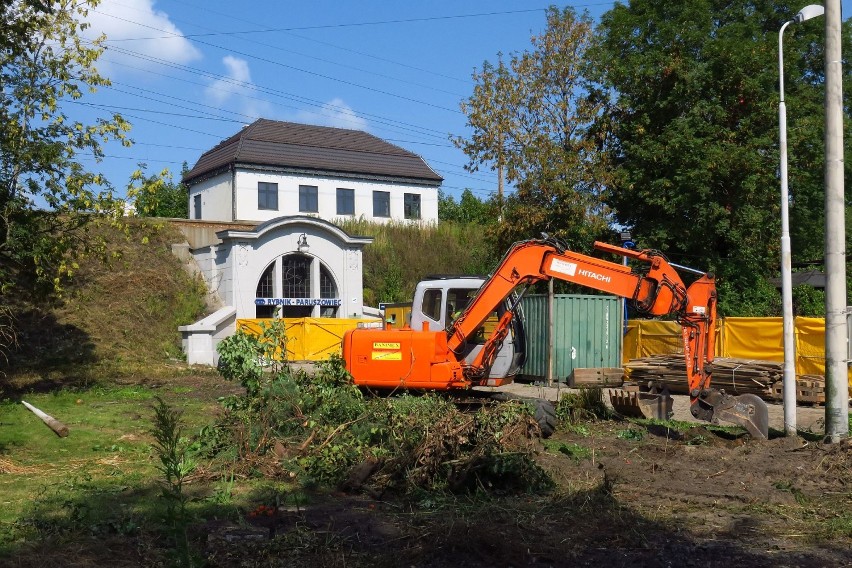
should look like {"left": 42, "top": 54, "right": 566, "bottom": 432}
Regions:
{"left": 198, "top": 416, "right": 851, "bottom": 568}
{"left": 196, "top": 383, "right": 852, "bottom": 568}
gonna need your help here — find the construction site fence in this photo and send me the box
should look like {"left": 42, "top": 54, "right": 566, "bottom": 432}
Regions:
{"left": 624, "top": 317, "right": 852, "bottom": 385}
{"left": 236, "top": 316, "right": 851, "bottom": 386}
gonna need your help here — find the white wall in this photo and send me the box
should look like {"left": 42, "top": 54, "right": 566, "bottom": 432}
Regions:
{"left": 188, "top": 172, "right": 232, "bottom": 221}
{"left": 232, "top": 169, "right": 439, "bottom": 224}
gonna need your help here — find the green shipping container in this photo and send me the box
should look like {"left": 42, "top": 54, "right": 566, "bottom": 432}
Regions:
{"left": 520, "top": 294, "right": 622, "bottom": 382}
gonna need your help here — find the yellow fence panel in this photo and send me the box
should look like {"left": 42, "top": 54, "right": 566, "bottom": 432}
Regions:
{"left": 720, "top": 317, "right": 782, "bottom": 361}
{"left": 236, "top": 318, "right": 376, "bottom": 361}
{"left": 623, "top": 322, "right": 640, "bottom": 362}
{"left": 301, "top": 318, "right": 366, "bottom": 360}
{"left": 795, "top": 317, "right": 828, "bottom": 377}
{"left": 622, "top": 320, "right": 683, "bottom": 362}
{"left": 236, "top": 319, "right": 304, "bottom": 360}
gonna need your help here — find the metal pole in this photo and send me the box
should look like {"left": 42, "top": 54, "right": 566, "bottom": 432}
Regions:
{"left": 778, "top": 20, "right": 797, "bottom": 436}
{"left": 547, "top": 278, "right": 554, "bottom": 386}
{"left": 823, "top": 0, "right": 848, "bottom": 442}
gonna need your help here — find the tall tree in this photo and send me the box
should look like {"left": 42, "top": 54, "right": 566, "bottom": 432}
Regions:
{"left": 591, "top": 0, "right": 852, "bottom": 315}
{"left": 1, "top": 0, "right": 131, "bottom": 295}
{"left": 454, "top": 7, "right": 612, "bottom": 253}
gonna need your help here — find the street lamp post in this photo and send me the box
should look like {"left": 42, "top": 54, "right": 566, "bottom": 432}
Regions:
{"left": 619, "top": 231, "right": 635, "bottom": 363}
{"left": 778, "top": 4, "right": 824, "bottom": 437}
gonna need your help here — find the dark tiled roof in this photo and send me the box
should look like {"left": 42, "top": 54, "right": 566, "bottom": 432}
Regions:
{"left": 183, "top": 119, "right": 443, "bottom": 184}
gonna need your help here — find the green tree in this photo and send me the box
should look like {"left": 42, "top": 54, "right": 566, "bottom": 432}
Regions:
{"left": 0, "top": 0, "right": 131, "bottom": 295}
{"left": 132, "top": 163, "right": 190, "bottom": 218}
{"left": 453, "top": 7, "right": 612, "bottom": 253}
{"left": 438, "top": 189, "right": 496, "bottom": 225}
{"left": 591, "top": 0, "right": 852, "bottom": 315}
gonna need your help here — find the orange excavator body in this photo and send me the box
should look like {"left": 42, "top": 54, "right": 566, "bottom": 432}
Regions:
{"left": 343, "top": 236, "right": 768, "bottom": 438}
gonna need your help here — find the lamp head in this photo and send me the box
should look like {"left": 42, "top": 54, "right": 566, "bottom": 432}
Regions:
{"left": 297, "top": 233, "right": 309, "bottom": 252}
{"left": 794, "top": 4, "right": 824, "bottom": 23}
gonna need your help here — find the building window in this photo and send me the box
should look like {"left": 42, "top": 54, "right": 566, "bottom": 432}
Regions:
{"left": 404, "top": 193, "right": 421, "bottom": 220}
{"left": 255, "top": 263, "right": 275, "bottom": 318}
{"left": 299, "top": 185, "right": 318, "bottom": 213}
{"left": 336, "top": 188, "right": 355, "bottom": 215}
{"left": 282, "top": 254, "right": 311, "bottom": 298}
{"left": 258, "top": 182, "right": 278, "bottom": 210}
{"left": 373, "top": 191, "right": 390, "bottom": 218}
{"left": 320, "top": 264, "right": 338, "bottom": 317}
{"left": 281, "top": 254, "right": 312, "bottom": 318}
{"left": 193, "top": 194, "right": 201, "bottom": 219}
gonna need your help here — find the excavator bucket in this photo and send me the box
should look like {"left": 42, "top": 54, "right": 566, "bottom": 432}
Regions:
{"left": 609, "top": 387, "right": 673, "bottom": 420}
{"left": 707, "top": 392, "right": 770, "bottom": 440}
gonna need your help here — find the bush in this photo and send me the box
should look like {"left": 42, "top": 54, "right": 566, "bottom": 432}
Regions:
{"left": 206, "top": 343, "right": 551, "bottom": 495}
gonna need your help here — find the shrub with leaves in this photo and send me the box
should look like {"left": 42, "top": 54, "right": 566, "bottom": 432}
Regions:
{"left": 206, "top": 353, "right": 552, "bottom": 495}
{"left": 150, "top": 396, "right": 197, "bottom": 566}
{"left": 216, "top": 319, "right": 289, "bottom": 396}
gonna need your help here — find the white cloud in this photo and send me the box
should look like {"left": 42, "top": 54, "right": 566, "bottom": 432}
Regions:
{"left": 205, "top": 56, "right": 272, "bottom": 120}
{"left": 295, "top": 99, "right": 369, "bottom": 131}
{"left": 85, "top": 0, "right": 202, "bottom": 72}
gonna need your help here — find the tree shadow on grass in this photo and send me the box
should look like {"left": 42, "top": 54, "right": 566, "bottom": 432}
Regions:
{"left": 5, "top": 472, "right": 847, "bottom": 568}
{"left": 1, "top": 308, "right": 96, "bottom": 398}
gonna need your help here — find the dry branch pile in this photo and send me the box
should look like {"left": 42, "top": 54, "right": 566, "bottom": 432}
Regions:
{"left": 625, "top": 355, "right": 826, "bottom": 403}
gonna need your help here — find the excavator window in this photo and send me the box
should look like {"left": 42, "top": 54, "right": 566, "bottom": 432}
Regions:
{"left": 447, "top": 288, "right": 496, "bottom": 343}
{"left": 421, "top": 289, "right": 442, "bottom": 322}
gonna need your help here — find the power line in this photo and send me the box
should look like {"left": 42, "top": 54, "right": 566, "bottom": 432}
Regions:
{"left": 91, "top": 10, "right": 461, "bottom": 114}
{"left": 101, "top": 6, "right": 555, "bottom": 39}
{"left": 95, "top": 46, "right": 457, "bottom": 142}
{"left": 119, "top": 0, "right": 476, "bottom": 85}
{"left": 99, "top": 1, "right": 468, "bottom": 99}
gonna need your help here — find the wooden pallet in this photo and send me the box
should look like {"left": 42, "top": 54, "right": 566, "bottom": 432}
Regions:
{"left": 568, "top": 367, "right": 624, "bottom": 387}
{"left": 770, "top": 375, "right": 826, "bottom": 405}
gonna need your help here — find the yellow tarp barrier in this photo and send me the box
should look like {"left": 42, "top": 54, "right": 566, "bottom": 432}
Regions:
{"left": 719, "top": 317, "right": 783, "bottom": 361}
{"left": 236, "top": 318, "right": 375, "bottom": 361}
{"left": 623, "top": 320, "right": 683, "bottom": 361}
{"left": 795, "top": 317, "right": 835, "bottom": 378}
{"left": 624, "top": 317, "right": 852, "bottom": 385}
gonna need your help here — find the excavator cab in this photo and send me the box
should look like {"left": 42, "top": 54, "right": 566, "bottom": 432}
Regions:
{"left": 410, "top": 276, "right": 526, "bottom": 384}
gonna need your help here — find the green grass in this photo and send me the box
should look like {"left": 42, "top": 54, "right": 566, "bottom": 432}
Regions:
{"left": 543, "top": 440, "right": 593, "bottom": 462}
{"left": 0, "top": 385, "right": 222, "bottom": 539}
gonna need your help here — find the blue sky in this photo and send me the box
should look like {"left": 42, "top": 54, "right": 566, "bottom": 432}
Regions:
{"left": 73, "top": 1, "right": 846, "bottom": 203}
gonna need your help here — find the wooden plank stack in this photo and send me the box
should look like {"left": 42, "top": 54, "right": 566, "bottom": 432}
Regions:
{"left": 624, "top": 355, "right": 826, "bottom": 404}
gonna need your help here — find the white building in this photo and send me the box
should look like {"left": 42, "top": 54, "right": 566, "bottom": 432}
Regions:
{"left": 183, "top": 119, "right": 443, "bottom": 224}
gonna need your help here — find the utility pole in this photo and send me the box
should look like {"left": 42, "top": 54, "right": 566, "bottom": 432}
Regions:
{"left": 823, "top": 0, "right": 849, "bottom": 442}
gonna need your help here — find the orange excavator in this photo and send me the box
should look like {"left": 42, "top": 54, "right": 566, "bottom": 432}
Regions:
{"left": 342, "top": 235, "right": 770, "bottom": 439}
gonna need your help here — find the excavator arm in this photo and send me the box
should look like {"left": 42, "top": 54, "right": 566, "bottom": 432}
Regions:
{"left": 446, "top": 236, "right": 768, "bottom": 439}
